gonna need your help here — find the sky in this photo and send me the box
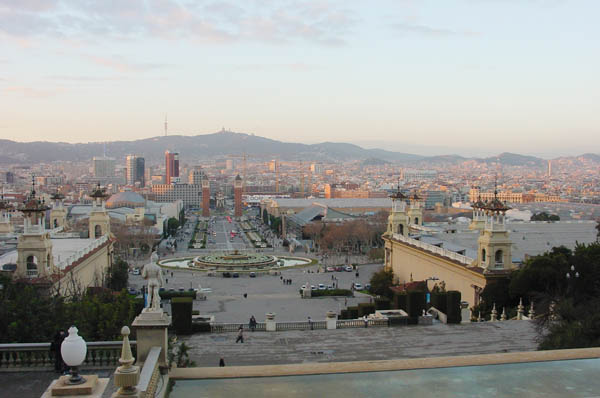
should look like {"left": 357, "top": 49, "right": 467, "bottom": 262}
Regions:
{"left": 0, "top": 0, "right": 599, "bottom": 157}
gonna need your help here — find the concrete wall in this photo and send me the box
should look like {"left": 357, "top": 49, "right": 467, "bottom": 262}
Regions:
{"left": 55, "top": 242, "right": 112, "bottom": 296}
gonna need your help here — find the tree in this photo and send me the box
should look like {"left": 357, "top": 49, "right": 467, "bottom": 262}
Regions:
{"left": 531, "top": 212, "right": 560, "bottom": 222}
{"left": 167, "top": 217, "right": 180, "bottom": 236}
{"left": 369, "top": 268, "right": 394, "bottom": 298}
{"left": 107, "top": 258, "right": 129, "bottom": 292}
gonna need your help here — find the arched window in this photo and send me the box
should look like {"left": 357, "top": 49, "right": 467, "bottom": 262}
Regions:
{"left": 26, "top": 255, "right": 38, "bottom": 277}
{"left": 495, "top": 250, "right": 503, "bottom": 265}
{"left": 53, "top": 219, "right": 58, "bottom": 228}
{"left": 398, "top": 224, "right": 404, "bottom": 235}
{"left": 94, "top": 224, "right": 102, "bottom": 238}
{"left": 414, "top": 217, "right": 419, "bottom": 225}
{"left": 481, "top": 248, "right": 486, "bottom": 263}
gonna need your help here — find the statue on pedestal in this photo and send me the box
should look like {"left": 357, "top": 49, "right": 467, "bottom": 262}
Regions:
{"left": 142, "top": 251, "right": 163, "bottom": 311}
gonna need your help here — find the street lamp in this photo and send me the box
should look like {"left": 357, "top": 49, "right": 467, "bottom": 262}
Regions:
{"left": 61, "top": 326, "right": 87, "bottom": 385}
{"left": 566, "top": 265, "right": 579, "bottom": 279}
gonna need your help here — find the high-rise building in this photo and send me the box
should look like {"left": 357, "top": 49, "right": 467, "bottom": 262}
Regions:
{"left": 225, "top": 159, "right": 235, "bottom": 170}
{"left": 165, "top": 150, "right": 179, "bottom": 184}
{"left": 93, "top": 157, "right": 116, "bottom": 178}
{"left": 310, "top": 163, "right": 323, "bottom": 174}
{"left": 188, "top": 167, "right": 204, "bottom": 185}
{"left": 202, "top": 178, "right": 210, "bottom": 217}
{"left": 126, "top": 155, "right": 145, "bottom": 187}
{"left": 268, "top": 160, "right": 278, "bottom": 172}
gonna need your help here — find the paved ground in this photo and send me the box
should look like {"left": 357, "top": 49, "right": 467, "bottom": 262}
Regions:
{"left": 130, "top": 260, "right": 380, "bottom": 323}
{"left": 181, "top": 320, "right": 539, "bottom": 368}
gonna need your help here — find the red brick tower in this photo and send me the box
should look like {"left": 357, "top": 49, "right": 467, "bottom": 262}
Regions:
{"left": 234, "top": 175, "right": 243, "bottom": 218}
{"left": 202, "top": 178, "right": 210, "bottom": 217}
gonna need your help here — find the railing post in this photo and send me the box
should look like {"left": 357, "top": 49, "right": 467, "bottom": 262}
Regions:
{"left": 265, "top": 313, "right": 276, "bottom": 332}
{"left": 326, "top": 311, "right": 337, "bottom": 330}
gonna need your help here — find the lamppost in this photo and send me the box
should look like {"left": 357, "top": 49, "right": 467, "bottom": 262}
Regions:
{"left": 566, "top": 265, "right": 579, "bottom": 297}
{"left": 61, "top": 326, "right": 87, "bottom": 385}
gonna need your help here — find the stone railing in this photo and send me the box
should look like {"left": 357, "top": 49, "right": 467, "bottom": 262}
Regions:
{"left": 137, "top": 346, "right": 163, "bottom": 398}
{"left": 0, "top": 340, "right": 136, "bottom": 372}
{"left": 276, "top": 321, "right": 326, "bottom": 331}
{"left": 210, "top": 323, "right": 266, "bottom": 333}
{"left": 392, "top": 233, "right": 473, "bottom": 266}
{"left": 336, "top": 319, "right": 389, "bottom": 328}
{"left": 55, "top": 234, "right": 109, "bottom": 269}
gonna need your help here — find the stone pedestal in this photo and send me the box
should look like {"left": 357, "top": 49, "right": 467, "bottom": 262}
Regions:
{"left": 132, "top": 309, "right": 171, "bottom": 367}
{"left": 461, "top": 308, "right": 472, "bottom": 323}
{"left": 302, "top": 287, "right": 311, "bottom": 298}
{"left": 265, "top": 312, "right": 276, "bottom": 332}
{"left": 42, "top": 376, "right": 108, "bottom": 397}
{"left": 418, "top": 315, "right": 433, "bottom": 325}
{"left": 326, "top": 311, "right": 337, "bottom": 330}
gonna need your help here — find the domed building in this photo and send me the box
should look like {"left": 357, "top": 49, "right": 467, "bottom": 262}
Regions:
{"left": 106, "top": 191, "right": 146, "bottom": 209}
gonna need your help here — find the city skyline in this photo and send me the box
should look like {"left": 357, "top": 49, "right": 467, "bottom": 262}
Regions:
{"left": 1, "top": 1, "right": 599, "bottom": 156}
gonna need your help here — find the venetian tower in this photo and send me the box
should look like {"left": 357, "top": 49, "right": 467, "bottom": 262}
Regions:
{"left": 407, "top": 192, "right": 423, "bottom": 227}
{"left": 386, "top": 181, "right": 409, "bottom": 237}
{"left": 49, "top": 191, "right": 67, "bottom": 229}
{"left": 476, "top": 187, "right": 513, "bottom": 271}
{"left": 234, "top": 175, "right": 243, "bottom": 218}
{"left": 16, "top": 181, "right": 54, "bottom": 279}
{"left": 88, "top": 184, "right": 111, "bottom": 239}
{"left": 202, "top": 176, "right": 210, "bottom": 218}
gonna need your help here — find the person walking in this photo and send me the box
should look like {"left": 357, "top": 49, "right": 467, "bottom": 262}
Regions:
{"left": 308, "top": 316, "right": 313, "bottom": 330}
{"left": 363, "top": 315, "right": 369, "bottom": 328}
{"left": 51, "top": 330, "right": 66, "bottom": 374}
{"left": 236, "top": 326, "right": 244, "bottom": 343}
{"left": 249, "top": 315, "right": 257, "bottom": 332}
{"left": 219, "top": 357, "right": 225, "bottom": 367}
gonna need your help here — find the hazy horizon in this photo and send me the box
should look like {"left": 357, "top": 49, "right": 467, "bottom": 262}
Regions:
{"left": 1, "top": 1, "right": 599, "bottom": 155}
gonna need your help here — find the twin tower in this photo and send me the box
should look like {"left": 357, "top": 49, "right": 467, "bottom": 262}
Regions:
{"left": 201, "top": 175, "right": 243, "bottom": 218}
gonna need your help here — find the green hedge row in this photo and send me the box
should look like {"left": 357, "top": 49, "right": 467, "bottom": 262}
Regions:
{"left": 374, "top": 297, "right": 391, "bottom": 310}
{"left": 358, "top": 303, "right": 376, "bottom": 317}
{"left": 430, "top": 292, "right": 447, "bottom": 313}
{"left": 446, "top": 290, "right": 462, "bottom": 324}
{"left": 172, "top": 297, "right": 193, "bottom": 335}
{"left": 407, "top": 291, "right": 426, "bottom": 318}
{"left": 191, "top": 322, "right": 211, "bottom": 333}
{"left": 159, "top": 291, "right": 196, "bottom": 300}
{"left": 393, "top": 292, "right": 407, "bottom": 311}
{"left": 310, "top": 289, "right": 353, "bottom": 297}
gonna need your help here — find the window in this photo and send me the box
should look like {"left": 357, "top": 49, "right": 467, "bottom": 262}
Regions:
{"left": 26, "top": 255, "right": 38, "bottom": 277}
{"left": 398, "top": 224, "right": 404, "bottom": 235}
{"left": 414, "top": 217, "right": 419, "bottom": 225}
{"left": 95, "top": 224, "right": 102, "bottom": 238}
{"left": 495, "top": 250, "right": 503, "bottom": 265}
{"left": 481, "top": 248, "right": 486, "bottom": 263}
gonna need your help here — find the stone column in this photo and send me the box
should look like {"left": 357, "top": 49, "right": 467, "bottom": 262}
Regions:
{"left": 265, "top": 312, "right": 276, "bottom": 332}
{"left": 517, "top": 298, "right": 524, "bottom": 320}
{"left": 132, "top": 309, "right": 171, "bottom": 368}
{"left": 112, "top": 326, "right": 140, "bottom": 398}
{"left": 490, "top": 303, "right": 497, "bottom": 322}
{"left": 326, "top": 311, "right": 337, "bottom": 330}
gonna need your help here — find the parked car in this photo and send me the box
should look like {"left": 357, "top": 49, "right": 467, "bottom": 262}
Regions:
{"left": 335, "top": 266, "right": 344, "bottom": 272}
{"left": 344, "top": 266, "right": 353, "bottom": 272}
{"left": 327, "top": 284, "right": 333, "bottom": 290}
{"left": 365, "top": 283, "right": 371, "bottom": 291}
{"left": 128, "top": 287, "right": 138, "bottom": 295}
{"left": 301, "top": 284, "right": 307, "bottom": 290}
{"left": 232, "top": 272, "right": 239, "bottom": 278}
{"left": 222, "top": 272, "right": 232, "bottom": 278}
{"left": 354, "top": 283, "right": 363, "bottom": 290}
{"left": 318, "top": 284, "right": 326, "bottom": 290}
{"left": 311, "top": 285, "right": 317, "bottom": 291}
{"left": 132, "top": 268, "right": 140, "bottom": 275}
{"left": 326, "top": 266, "right": 335, "bottom": 272}
{"left": 249, "top": 272, "right": 256, "bottom": 278}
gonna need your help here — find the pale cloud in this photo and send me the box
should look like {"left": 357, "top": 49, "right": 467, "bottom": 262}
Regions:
{"left": 84, "top": 55, "right": 172, "bottom": 73}
{"left": 0, "top": 0, "right": 355, "bottom": 46}
{"left": 392, "top": 23, "right": 480, "bottom": 37}
{"left": 3, "top": 85, "right": 66, "bottom": 98}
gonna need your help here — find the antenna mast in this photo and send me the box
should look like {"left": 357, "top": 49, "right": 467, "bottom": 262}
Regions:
{"left": 164, "top": 114, "right": 168, "bottom": 137}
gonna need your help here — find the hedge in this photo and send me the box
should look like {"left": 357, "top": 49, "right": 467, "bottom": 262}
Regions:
{"left": 340, "top": 309, "right": 349, "bottom": 319}
{"left": 159, "top": 290, "right": 196, "bottom": 300}
{"left": 172, "top": 297, "right": 193, "bottom": 335}
{"left": 347, "top": 306, "right": 359, "bottom": 319}
{"left": 358, "top": 303, "right": 376, "bottom": 317}
{"left": 374, "top": 297, "right": 391, "bottom": 311}
{"left": 191, "top": 322, "right": 211, "bottom": 333}
{"left": 392, "top": 292, "right": 407, "bottom": 311}
{"left": 310, "top": 289, "right": 353, "bottom": 297}
{"left": 430, "top": 292, "right": 447, "bottom": 314}
{"left": 407, "top": 291, "right": 426, "bottom": 318}
{"left": 446, "top": 290, "right": 462, "bottom": 324}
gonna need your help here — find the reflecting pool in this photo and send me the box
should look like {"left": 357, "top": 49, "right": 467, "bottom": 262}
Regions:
{"left": 169, "top": 358, "right": 600, "bottom": 398}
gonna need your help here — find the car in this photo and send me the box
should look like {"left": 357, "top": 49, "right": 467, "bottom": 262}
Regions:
{"left": 365, "top": 283, "right": 371, "bottom": 291}
{"left": 301, "top": 284, "right": 307, "bottom": 290}
{"left": 127, "top": 288, "right": 137, "bottom": 295}
{"left": 311, "top": 285, "right": 317, "bottom": 291}
{"left": 327, "top": 284, "right": 333, "bottom": 290}
{"left": 169, "top": 288, "right": 175, "bottom": 292}
{"left": 354, "top": 283, "right": 363, "bottom": 290}
{"left": 179, "top": 287, "right": 185, "bottom": 292}
{"left": 249, "top": 272, "right": 256, "bottom": 278}
{"left": 318, "top": 284, "right": 325, "bottom": 290}
{"left": 344, "top": 266, "right": 353, "bottom": 272}
{"left": 222, "top": 272, "right": 231, "bottom": 278}
{"left": 132, "top": 268, "right": 140, "bottom": 275}
{"left": 326, "top": 267, "right": 335, "bottom": 272}
{"left": 232, "top": 272, "right": 239, "bottom": 278}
